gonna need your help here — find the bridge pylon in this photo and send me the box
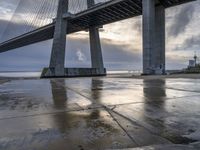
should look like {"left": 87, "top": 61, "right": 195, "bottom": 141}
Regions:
{"left": 41, "top": 0, "right": 68, "bottom": 78}
{"left": 41, "top": 0, "right": 106, "bottom": 78}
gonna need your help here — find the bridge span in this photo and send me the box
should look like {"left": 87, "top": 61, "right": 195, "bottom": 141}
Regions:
{"left": 0, "top": 0, "right": 196, "bottom": 77}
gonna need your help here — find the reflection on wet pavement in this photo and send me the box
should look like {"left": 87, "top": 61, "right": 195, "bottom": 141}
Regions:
{"left": 0, "top": 77, "right": 200, "bottom": 149}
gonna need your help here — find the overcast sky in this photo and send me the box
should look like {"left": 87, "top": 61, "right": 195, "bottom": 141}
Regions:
{"left": 0, "top": 0, "right": 200, "bottom": 71}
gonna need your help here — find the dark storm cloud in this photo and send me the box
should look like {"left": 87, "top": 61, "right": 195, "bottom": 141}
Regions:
{"left": 0, "top": 19, "right": 35, "bottom": 42}
{"left": 0, "top": 39, "right": 52, "bottom": 71}
{"left": 181, "top": 34, "right": 200, "bottom": 50}
{"left": 0, "top": 0, "right": 18, "bottom": 10}
{"left": 0, "top": 0, "right": 58, "bottom": 42}
{"left": 168, "top": 4, "right": 195, "bottom": 37}
{"left": 0, "top": 19, "right": 8, "bottom": 38}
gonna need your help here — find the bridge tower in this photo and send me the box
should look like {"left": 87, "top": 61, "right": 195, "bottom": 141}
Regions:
{"left": 41, "top": 0, "right": 68, "bottom": 77}
{"left": 41, "top": 0, "right": 106, "bottom": 78}
{"left": 142, "top": 0, "right": 166, "bottom": 75}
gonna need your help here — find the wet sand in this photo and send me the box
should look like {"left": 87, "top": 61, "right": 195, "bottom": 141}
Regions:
{"left": 0, "top": 74, "right": 200, "bottom": 149}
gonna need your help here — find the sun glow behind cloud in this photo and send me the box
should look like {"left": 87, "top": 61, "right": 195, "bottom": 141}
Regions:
{"left": 70, "top": 16, "right": 142, "bottom": 53}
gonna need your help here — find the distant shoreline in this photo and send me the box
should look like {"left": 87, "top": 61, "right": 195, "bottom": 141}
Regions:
{"left": 0, "top": 73, "right": 200, "bottom": 83}
{"left": 108, "top": 73, "right": 200, "bottom": 79}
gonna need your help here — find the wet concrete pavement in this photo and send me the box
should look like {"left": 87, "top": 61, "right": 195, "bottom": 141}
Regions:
{"left": 0, "top": 77, "right": 200, "bottom": 150}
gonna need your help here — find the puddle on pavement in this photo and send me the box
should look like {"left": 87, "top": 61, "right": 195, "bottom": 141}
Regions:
{"left": 0, "top": 77, "right": 200, "bottom": 149}
{"left": 0, "top": 109, "right": 136, "bottom": 150}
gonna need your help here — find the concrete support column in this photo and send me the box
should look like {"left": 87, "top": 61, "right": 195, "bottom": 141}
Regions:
{"left": 87, "top": 0, "right": 105, "bottom": 74}
{"left": 47, "top": 0, "right": 68, "bottom": 77}
{"left": 142, "top": 0, "right": 155, "bottom": 75}
{"left": 142, "top": 0, "right": 166, "bottom": 75}
{"left": 154, "top": 5, "right": 165, "bottom": 74}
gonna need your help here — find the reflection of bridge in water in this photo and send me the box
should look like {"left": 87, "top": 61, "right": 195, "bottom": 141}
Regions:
{"left": 0, "top": 0, "right": 196, "bottom": 77}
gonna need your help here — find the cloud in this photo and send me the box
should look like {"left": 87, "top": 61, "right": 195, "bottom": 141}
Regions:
{"left": 181, "top": 34, "right": 200, "bottom": 50}
{"left": 0, "top": 19, "right": 36, "bottom": 42}
{"left": 0, "top": 34, "right": 142, "bottom": 71}
{"left": 168, "top": 3, "right": 195, "bottom": 37}
{"left": 76, "top": 48, "right": 87, "bottom": 62}
{"left": 0, "top": 0, "right": 19, "bottom": 20}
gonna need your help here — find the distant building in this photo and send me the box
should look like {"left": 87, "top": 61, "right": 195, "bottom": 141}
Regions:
{"left": 194, "top": 53, "right": 197, "bottom": 66}
{"left": 188, "top": 60, "right": 195, "bottom": 68}
{"left": 173, "top": 53, "right": 200, "bottom": 74}
{"left": 188, "top": 53, "right": 199, "bottom": 68}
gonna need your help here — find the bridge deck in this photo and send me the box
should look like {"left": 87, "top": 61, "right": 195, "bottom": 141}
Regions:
{"left": 0, "top": 0, "right": 195, "bottom": 52}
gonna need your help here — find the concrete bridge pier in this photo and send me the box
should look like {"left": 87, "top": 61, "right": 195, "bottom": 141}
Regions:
{"left": 87, "top": 0, "right": 106, "bottom": 75}
{"left": 89, "top": 27, "right": 105, "bottom": 75}
{"left": 154, "top": 5, "right": 165, "bottom": 75}
{"left": 142, "top": 0, "right": 166, "bottom": 75}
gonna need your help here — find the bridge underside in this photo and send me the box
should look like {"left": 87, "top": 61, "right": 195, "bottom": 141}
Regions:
{"left": 0, "top": 0, "right": 195, "bottom": 53}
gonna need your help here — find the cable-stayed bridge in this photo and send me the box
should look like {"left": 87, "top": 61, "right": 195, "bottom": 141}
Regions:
{"left": 0, "top": 0, "right": 113, "bottom": 51}
{"left": 0, "top": 0, "right": 196, "bottom": 77}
